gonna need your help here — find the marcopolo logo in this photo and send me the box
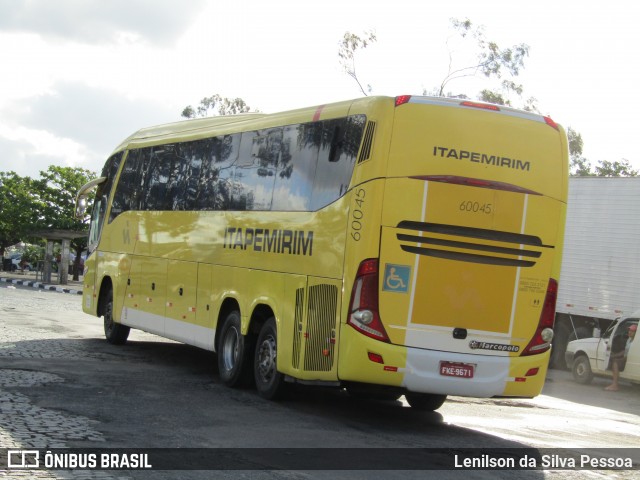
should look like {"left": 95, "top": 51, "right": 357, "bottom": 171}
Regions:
{"left": 469, "top": 340, "right": 520, "bottom": 353}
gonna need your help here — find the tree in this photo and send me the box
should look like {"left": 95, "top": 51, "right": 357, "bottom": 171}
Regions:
{"left": 567, "top": 127, "right": 638, "bottom": 177}
{"left": 593, "top": 159, "right": 638, "bottom": 177}
{"left": 181, "top": 94, "right": 256, "bottom": 119}
{"left": 431, "top": 18, "right": 533, "bottom": 109}
{"left": 338, "top": 30, "right": 377, "bottom": 96}
{"left": 0, "top": 171, "right": 39, "bottom": 259}
{"left": 567, "top": 127, "right": 592, "bottom": 176}
{"left": 32, "top": 166, "right": 96, "bottom": 280}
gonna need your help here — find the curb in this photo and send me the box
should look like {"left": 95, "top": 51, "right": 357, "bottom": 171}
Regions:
{"left": 0, "top": 276, "right": 83, "bottom": 295}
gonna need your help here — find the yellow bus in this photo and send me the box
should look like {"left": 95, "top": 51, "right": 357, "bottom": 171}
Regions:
{"left": 76, "top": 95, "right": 568, "bottom": 410}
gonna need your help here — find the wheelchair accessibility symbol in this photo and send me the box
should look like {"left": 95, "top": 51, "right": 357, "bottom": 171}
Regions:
{"left": 382, "top": 264, "right": 411, "bottom": 293}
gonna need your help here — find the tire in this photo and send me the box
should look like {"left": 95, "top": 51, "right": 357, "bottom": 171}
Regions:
{"left": 572, "top": 355, "right": 593, "bottom": 385}
{"left": 405, "top": 393, "right": 447, "bottom": 411}
{"left": 217, "top": 310, "right": 254, "bottom": 387}
{"left": 254, "top": 318, "right": 286, "bottom": 400}
{"left": 103, "top": 287, "right": 130, "bottom": 345}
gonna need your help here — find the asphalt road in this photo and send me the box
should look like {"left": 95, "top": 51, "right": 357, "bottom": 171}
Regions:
{"left": 1, "top": 281, "right": 639, "bottom": 479}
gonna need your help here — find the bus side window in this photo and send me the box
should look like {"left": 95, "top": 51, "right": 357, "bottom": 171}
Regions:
{"left": 310, "top": 115, "right": 365, "bottom": 210}
{"left": 234, "top": 128, "right": 281, "bottom": 211}
{"left": 143, "top": 146, "right": 173, "bottom": 210}
{"left": 177, "top": 140, "right": 206, "bottom": 211}
{"left": 212, "top": 134, "right": 240, "bottom": 211}
{"left": 271, "top": 123, "right": 319, "bottom": 212}
{"left": 110, "top": 149, "right": 144, "bottom": 222}
{"left": 194, "top": 138, "right": 219, "bottom": 211}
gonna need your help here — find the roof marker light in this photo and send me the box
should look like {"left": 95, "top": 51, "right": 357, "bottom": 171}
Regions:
{"left": 544, "top": 116, "right": 560, "bottom": 131}
{"left": 395, "top": 95, "right": 412, "bottom": 107}
{"left": 460, "top": 101, "right": 500, "bottom": 111}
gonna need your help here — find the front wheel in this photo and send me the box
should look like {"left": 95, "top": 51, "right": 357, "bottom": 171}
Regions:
{"left": 572, "top": 355, "right": 594, "bottom": 384}
{"left": 405, "top": 393, "right": 447, "bottom": 411}
{"left": 254, "top": 318, "right": 286, "bottom": 400}
{"left": 103, "top": 287, "right": 130, "bottom": 345}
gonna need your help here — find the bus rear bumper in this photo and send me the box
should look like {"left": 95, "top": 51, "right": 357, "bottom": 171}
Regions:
{"left": 338, "top": 326, "right": 548, "bottom": 398}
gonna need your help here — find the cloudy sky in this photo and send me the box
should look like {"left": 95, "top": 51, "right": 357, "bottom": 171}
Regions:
{"left": 1, "top": 0, "right": 638, "bottom": 178}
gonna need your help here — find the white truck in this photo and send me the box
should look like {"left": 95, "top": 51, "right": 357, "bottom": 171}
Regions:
{"left": 550, "top": 176, "right": 640, "bottom": 368}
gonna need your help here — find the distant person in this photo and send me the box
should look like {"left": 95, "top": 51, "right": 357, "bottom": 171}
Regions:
{"left": 605, "top": 323, "right": 637, "bottom": 391}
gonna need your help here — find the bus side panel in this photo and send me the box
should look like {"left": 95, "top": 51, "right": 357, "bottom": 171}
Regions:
{"left": 165, "top": 260, "right": 199, "bottom": 345}
{"left": 121, "top": 255, "right": 167, "bottom": 337}
{"left": 195, "top": 263, "right": 215, "bottom": 350}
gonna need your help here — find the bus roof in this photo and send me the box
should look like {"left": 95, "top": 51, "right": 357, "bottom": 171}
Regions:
{"left": 110, "top": 98, "right": 364, "bottom": 154}
{"left": 110, "top": 95, "right": 561, "bottom": 155}
{"left": 112, "top": 112, "right": 267, "bottom": 153}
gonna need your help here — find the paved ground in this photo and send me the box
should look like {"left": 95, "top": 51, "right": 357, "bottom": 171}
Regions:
{"left": 1, "top": 271, "right": 639, "bottom": 479}
{"left": 0, "top": 271, "right": 82, "bottom": 295}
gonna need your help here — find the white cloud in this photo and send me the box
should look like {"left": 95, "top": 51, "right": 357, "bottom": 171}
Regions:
{"left": 0, "top": 0, "right": 206, "bottom": 45}
{"left": 0, "top": 123, "right": 97, "bottom": 175}
{"left": 1, "top": 0, "right": 639, "bottom": 180}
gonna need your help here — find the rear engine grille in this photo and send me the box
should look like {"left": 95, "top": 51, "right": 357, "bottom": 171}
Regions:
{"left": 292, "top": 287, "right": 304, "bottom": 369}
{"left": 304, "top": 284, "right": 338, "bottom": 372}
{"left": 396, "top": 221, "right": 553, "bottom": 268}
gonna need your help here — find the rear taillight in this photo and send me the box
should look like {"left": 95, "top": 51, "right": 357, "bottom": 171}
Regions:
{"left": 347, "top": 259, "right": 390, "bottom": 343}
{"left": 521, "top": 278, "right": 558, "bottom": 356}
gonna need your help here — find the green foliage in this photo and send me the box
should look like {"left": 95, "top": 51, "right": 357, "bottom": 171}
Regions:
{"left": 32, "top": 166, "right": 96, "bottom": 259}
{"left": 0, "top": 166, "right": 96, "bottom": 260}
{"left": 433, "top": 18, "right": 531, "bottom": 107}
{"left": 21, "top": 243, "right": 44, "bottom": 266}
{"left": 182, "top": 94, "right": 256, "bottom": 119}
{"left": 567, "top": 127, "right": 584, "bottom": 158}
{"left": 567, "top": 127, "right": 637, "bottom": 177}
{"left": 0, "top": 171, "right": 39, "bottom": 256}
{"left": 33, "top": 166, "right": 95, "bottom": 230}
{"left": 593, "top": 159, "right": 638, "bottom": 177}
{"left": 338, "top": 30, "right": 377, "bottom": 96}
{"left": 570, "top": 158, "right": 640, "bottom": 177}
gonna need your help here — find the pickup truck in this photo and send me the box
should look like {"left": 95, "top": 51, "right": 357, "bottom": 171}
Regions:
{"left": 565, "top": 313, "right": 639, "bottom": 385}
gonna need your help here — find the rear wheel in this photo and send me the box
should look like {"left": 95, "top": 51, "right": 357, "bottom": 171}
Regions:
{"left": 254, "top": 318, "right": 286, "bottom": 399}
{"left": 218, "top": 310, "right": 254, "bottom": 387}
{"left": 572, "top": 355, "right": 593, "bottom": 384}
{"left": 103, "top": 287, "right": 130, "bottom": 345}
{"left": 405, "top": 393, "right": 447, "bottom": 411}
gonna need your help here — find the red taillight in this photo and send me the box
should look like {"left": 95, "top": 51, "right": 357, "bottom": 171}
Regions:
{"left": 460, "top": 100, "right": 500, "bottom": 111}
{"left": 521, "top": 278, "right": 558, "bottom": 356}
{"left": 395, "top": 95, "right": 412, "bottom": 107}
{"left": 348, "top": 259, "right": 390, "bottom": 343}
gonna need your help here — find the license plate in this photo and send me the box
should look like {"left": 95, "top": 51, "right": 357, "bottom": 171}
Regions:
{"left": 440, "top": 361, "right": 474, "bottom": 379}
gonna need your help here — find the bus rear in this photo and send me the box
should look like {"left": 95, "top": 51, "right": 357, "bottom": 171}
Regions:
{"left": 340, "top": 96, "right": 568, "bottom": 400}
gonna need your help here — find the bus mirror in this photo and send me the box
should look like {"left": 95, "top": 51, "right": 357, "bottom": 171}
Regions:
{"left": 75, "top": 195, "right": 88, "bottom": 218}
{"left": 75, "top": 176, "right": 106, "bottom": 219}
